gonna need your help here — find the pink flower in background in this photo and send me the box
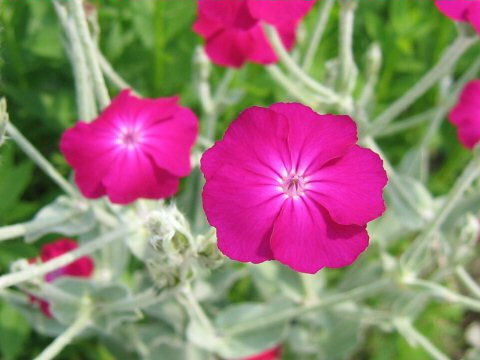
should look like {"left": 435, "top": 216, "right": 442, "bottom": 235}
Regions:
{"left": 29, "top": 238, "right": 94, "bottom": 317}
{"left": 201, "top": 103, "right": 388, "bottom": 274}
{"left": 449, "top": 80, "right": 480, "bottom": 149}
{"left": 193, "top": 0, "right": 315, "bottom": 67}
{"left": 61, "top": 89, "right": 198, "bottom": 204}
{"left": 435, "top": 0, "right": 480, "bottom": 33}
{"left": 241, "top": 346, "right": 282, "bottom": 360}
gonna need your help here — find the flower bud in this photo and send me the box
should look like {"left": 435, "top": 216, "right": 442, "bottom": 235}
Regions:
{"left": 365, "top": 43, "right": 382, "bottom": 80}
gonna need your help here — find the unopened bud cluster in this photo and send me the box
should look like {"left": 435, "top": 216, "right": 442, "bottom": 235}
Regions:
{"left": 144, "top": 204, "right": 223, "bottom": 289}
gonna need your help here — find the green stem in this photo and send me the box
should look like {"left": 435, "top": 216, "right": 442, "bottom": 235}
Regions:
{"left": 302, "top": 0, "right": 334, "bottom": 71}
{"left": 6, "top": 122, "right": 78, "bottom": 198}
{"left": 226, "top": 279, "right": 389, "bottom": 336}
{"left": 402, "top": 155, "right": 480, "bottom": 270}
{"left": 34, "top": 306, "right": 91, "bottom": 360}
{"left": 394, "top": 318, "right": 450, "bottom": 360}
{"left": 405, "top": 278, "right": 480, "bottom": 312}
{"left": 338, "top": 0, "right": 358, "bottom": 94}
{"left": 455, "top": 266, "right": 480, "bottom": 299}
{"left": 69, "top": 0, "right": 110, "bottom": 110}
{"left": 372, "top": 35, "right": 477, "bottom": 127}
{"left": 0, "top": 228, "right": 127, "bottom": 290}
{"left": 53, "top": 1, "right": 96, "bottom": 121}
{"left": 264, "top": 24, "right": 342, "bottom": 105}
{"left": 265, "top": 65, "right": 319, "bottom": 107}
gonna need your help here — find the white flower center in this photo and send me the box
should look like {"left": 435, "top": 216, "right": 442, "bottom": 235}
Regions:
{"left": 281, "top": 173, "right": 307, "bottom": 198}
{"left": 117, "top": 127, "right": 143, "bottom": 149}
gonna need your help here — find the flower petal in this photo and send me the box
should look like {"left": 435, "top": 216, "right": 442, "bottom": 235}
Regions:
{"left": 60, "top": 121, "right": 117, "bottom": 199}
{"left": 269, "top": 103, "right": 358, "bottom": 173}
{"left": 197, "top": 0, "right": 257, "bottom": 29}
{"left": 435, "top": 0, "right": 472, "bottom": 21}
{"left": 142, "top": 107, "right": 198, "bottom": 177}
{"left": 270, "top": 198, "right": 369, "bottom": 273}
{"left": 204, "top": 28, "right": 254, "bottom": 68}
{"left": 202, "top": 161, "right": 284, "bottom": 263}
{"left": 467, "top": 3, "right": 480, "bottom": 33}
{"left": 307, "top": 145, "right": 387, "bottom": 226}
{"left": 247, "top": 0, "right": 315, "bottom": 26}
{"left": 102, "top": 150, "right": 179, "bottom": 204}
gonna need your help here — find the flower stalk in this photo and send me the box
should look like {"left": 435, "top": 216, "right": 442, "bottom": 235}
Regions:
{"left": 34, "top": 299, "right": 92, "bottom": 360}
{"left": 0, "top": 228, "right": 127, "bottom": 290}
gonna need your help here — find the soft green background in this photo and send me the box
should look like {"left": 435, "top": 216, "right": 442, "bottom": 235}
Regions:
{"left": 0, "top": 0, "right": 477, "bottom": 358}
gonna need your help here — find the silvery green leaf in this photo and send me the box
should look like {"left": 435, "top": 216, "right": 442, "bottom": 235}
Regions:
{"left": 9, "top": 300, "right": 66, "bottom": 337}
{"left": 205, "top": 298, "right": 294, "bottom": 358}
{"left": 79, "top": 228, "right": 129, "bottom": 280}
{"left": 144, "top": 299, "right": 186, "bottom": 334}
{"left": 313, "top": 312, "right": 363, "bottom": 360}
{"left": 49, "top": 278, "right": 139, "bottom": 332}
{"left": 387, "top": 175, "right": 435, "bottom": 230}
{"left": 250, "top": 262, "right": 309, "bottom": 303}
{"left": 24, "top": 196, "right": 95, "bottom": 243}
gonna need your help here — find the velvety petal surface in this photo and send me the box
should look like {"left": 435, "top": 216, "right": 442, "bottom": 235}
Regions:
{"left": 306, "top": 146, "right": 387, "bottom": 226}
{"left": 269, "top": 103, "right": 357, "bottom": 172}
{"left": 197, "top": 0, "right": 257, "bottom": 30}
{"left": 270, "top": 198, "right": 369, "bottom": 273}
{"left": 468, "top": 3, "right": 480, "bottom": 33}
{"left": 142, "top": 107, "right": 198, "bottom": 177}
{"left": 247, "top": 0, "right": 315, "bottom": 25}
{"left": 435, "top": 0, "right": 473, "bottom": 20}
{"left": 102, "top": 150, "right": 179, "bottom": 204}
{"left": 449, "top": 80, "right": 480, "bottom": 149}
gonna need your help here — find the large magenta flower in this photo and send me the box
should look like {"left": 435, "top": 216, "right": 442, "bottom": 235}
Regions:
{"left": 29, "top": 238, "right": 94, "bottom": 317}
{"left": 449, "top": 80, "right": 480, "bottom": 149}
{"left": 193, "top": 0, "right": 315, "bottom": 68}
{"left": 61, "top": 90, "right": 198, "bottom": 204}
{"left": 201, "top": 104, "right": 387, "bottom": 274}
{"left": 435, "top": 0, "right": 480, "bottom": 33}
{"left": 242, "top": 346, "right": 282, "bottom": 360}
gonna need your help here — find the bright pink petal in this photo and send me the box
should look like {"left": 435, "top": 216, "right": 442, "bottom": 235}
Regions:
{"left": 307, "top": 146, "right": 387, "bottom": 226}
{"left": 270, "top": 198, "right": 369, "bottom": 273}
{"left": 197, "top": 0, "right": 257, "bottom": 30}
{"left": 60, "top": 121, "right": 117, "bottom": 199}
{"left": 204, "top": 28, "right": 253, "bottom": 68}
{"left": 102, "top": 150, "right": 179, "bottom": 204}
{"left": 202, "top": 163, "right": 284, "bottom": 263}
{"left": 142, "top": 107, "right": 198, "bottom": 177}
{"left": 217, "top": 106, "right": 291, "bottom": 178}
{"left": 246, "top": 24, "right": 277, "bottom": 64}
{"left": 193, "top": 15, "right": 222, "bottom": 38}
{"left": 269, "top": 103, "right": 358, "bottom": 173}
{"left": 244, "top": 346, "right": 283, "bottom": 360}
{"left": 247, "top": 0, "right": 315, "bottom": 26}
{"left": 435, "top": 0, "right": 473, "bottom": 21}
{"left": 449, "top": 80, "right": 480, "bottom": 149}
{"left": 467, "top": 4, "right": 480, "bottom": 33}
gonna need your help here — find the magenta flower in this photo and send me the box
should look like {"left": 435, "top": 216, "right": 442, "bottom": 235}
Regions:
{"left": 193, "top": 0, "right": 315, "bottom": 68}
{"left": 61, "top": 89, "right": 198, "bottom": 204}
{"left": 201, "top": 104, "right": 388, "bottom": 274}
{"left": 449, "top": 80, "right": 480, "bottom": 149}
{"left": 435, "top": 0, "right": 480, "bottom": 33}
{"left": 241, "top": 346, "right": 282, "bottom": 360}
{"left": 29, "top": 238, "right": 94, "bottom": 317}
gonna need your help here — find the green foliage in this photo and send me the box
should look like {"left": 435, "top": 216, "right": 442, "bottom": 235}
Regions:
{"left": 0, "top": 0, "right": 479, "bottom": 358}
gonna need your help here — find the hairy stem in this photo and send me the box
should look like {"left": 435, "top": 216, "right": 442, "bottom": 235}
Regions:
{"left": 372, "top": 35, "right": 477, "bottom": 127}
{"left": 69, "top": 0, "right": 110, "bottom": 110}
{"left": 34, "top": 305, "right": 91, "bottom": 360}
{"left": 264, "top": 24, "right": 342, "bottom": 105}
{"left": 0, "top": 228, "right": 127, "bottom": 290}
{"left": 302, "top": 0, "right": 334, "bottom": 71}
{"left": 6, "top": 122, "right": 78, "bottom": 198}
